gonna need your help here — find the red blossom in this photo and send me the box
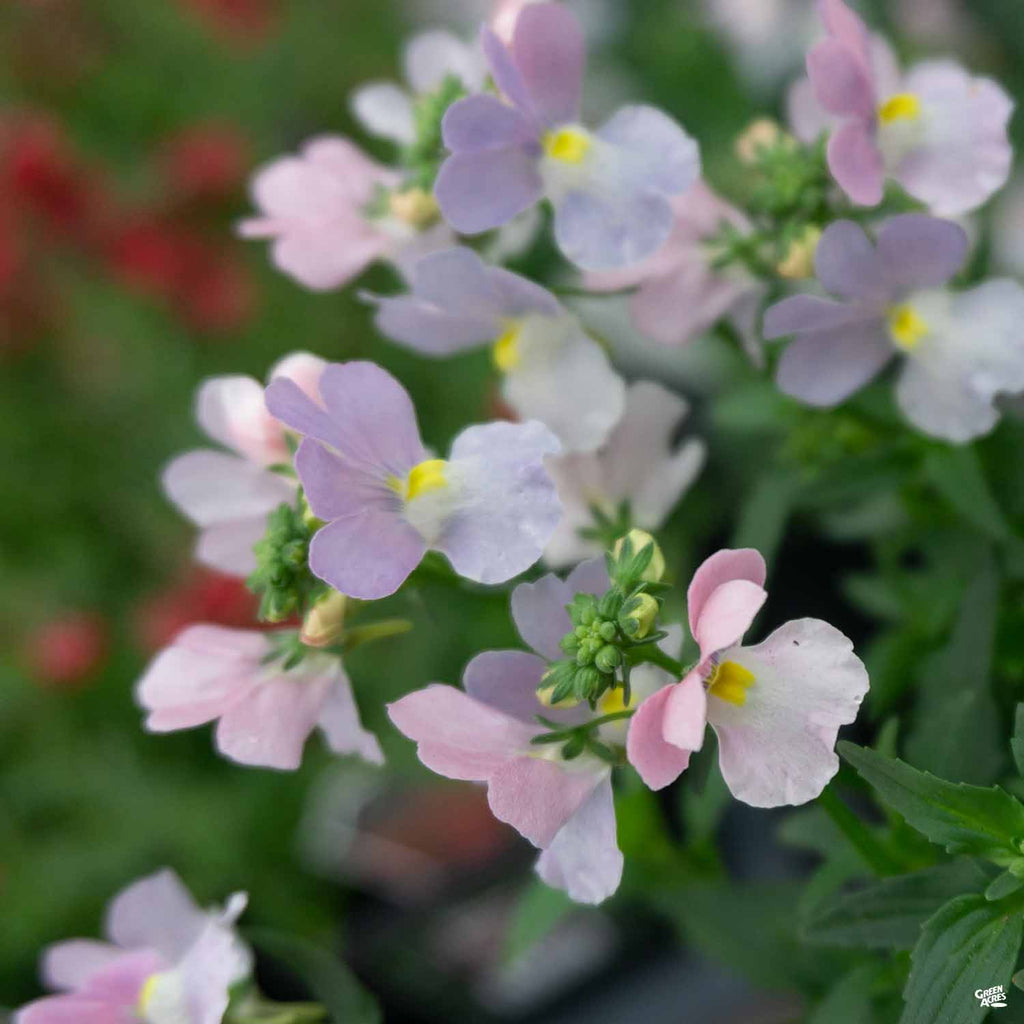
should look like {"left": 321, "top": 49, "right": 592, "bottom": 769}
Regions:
{"left": 25, "top": 612, "right": 109, "bottom": 688}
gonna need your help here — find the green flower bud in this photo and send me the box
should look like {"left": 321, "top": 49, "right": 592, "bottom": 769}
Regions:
{"left": 560, "top": 633, "right": 580, "bottom": 654}
{"left": 598, "top": 590, "right": 625, "bottom": 619}
{"left": 613, "top": 529, "right": 666, "bottom": 583}
{"left": 575, "top": 666, "right": 603, "bottom": 700}
{"left": 579, "top": 605, "right": 598, "bottom": 627}
{"left": 598, "top": 620, "right": 617, "bottom": 642}
{"left": 594, "top": 644, "right": 622, "bottom": 673}
{"left": 620, "top": 593, "right": 659, "bottom": 639}
{"left": 576, "top": 645, "right": 594, "bottom": 667}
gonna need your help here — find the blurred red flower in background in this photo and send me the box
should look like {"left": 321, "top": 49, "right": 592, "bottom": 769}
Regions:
{"left": 25, "top": 611, "right": 109, "bottom": 688}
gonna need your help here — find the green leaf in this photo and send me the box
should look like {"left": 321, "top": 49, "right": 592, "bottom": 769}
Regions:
{"left": 803, "top": 861, "right": 994, "bottom": 950}
{"left": 731, "top": 469, "right": 799, "bottom": 568}
{"left": 900, "top": 893, "right": 1023, "bottom": 1024}
{"left": 840, "top": 743, "right": 1024, "bottom": 863}
{"left": 923, "top": 447, "right": 1012, "bottom": 542}
{"left": 986, "top": 871, "right": 1024, "bottom": 902}
{"left": 502, "top": 878, "right": 575, "bottom": 965}
{"left": 245, "top": 929, "right": 380, "bottom": 1024}
{"left": 1012, "top": 705, "right": 1024, "bottom": 779}
{"left": 807, "top": 963, "right": 882, "bottom": 1024}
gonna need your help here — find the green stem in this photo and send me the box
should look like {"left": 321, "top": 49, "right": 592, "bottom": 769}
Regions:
{"left": 631, "top": 645, "right": 685, "bottom": 679}
{"left": 817, "top": 783, "right": 902, "bottom": 877}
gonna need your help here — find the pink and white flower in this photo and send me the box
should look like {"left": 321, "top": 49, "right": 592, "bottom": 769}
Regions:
{"left": 162, "top": 352, "right": 326, "bottom": 577}
{"left": 627, "top": 549, "right": 868, "bottom": 806}
{"left": 138, "top": 625, "right": 383, "bottom": 771}
{"left": 15, "top": 869, "right": 250, "bottom": 1024}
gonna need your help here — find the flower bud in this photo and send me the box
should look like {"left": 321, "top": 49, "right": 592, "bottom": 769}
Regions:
{"left": 776, "top": 225, "right": 822, "bottom": 280}
{"left": 598, "top": 620, "right": 617, "bottom": 642}
{"left": 537, "top": 685, "right": 580, "bottom": 709}
{"left": 388, "top": 187, "right": 440, "bottom": 228}
{"left": 594, "top": 644, "right": 621, "bottom": 673}
{"left": 620, "top": 593, "right": 659, "bottom": 639}
{"left": 613, "top": 528, "right": 666, "bottom": 583}
{"left": 734, "top": 118, "right": 794, "bottom": 164}
{"left": 300, "top": 590, "right": 347, "bottom": 647}
{"left": 575, "top": 666, "right": 603, "bottom": 700}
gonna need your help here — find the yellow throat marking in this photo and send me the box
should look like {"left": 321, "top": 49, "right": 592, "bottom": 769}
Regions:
{"left": 707, "top": 660, "right": 756, "bottom": 706}
{"left": 878, "top": 93, "right": 921, "bottom": 124}
{"left": 492, "top": 321, "right": 522, "bottom": 373}
{"left": 887, "top": 304, "right": 929, "bottom": 351}
{"left": 543, "top": 127, "right": 591, "bottom": 164}
{"left": 389, "top": 459, "right": 448, "bottom": 502}
{"left": 138, "top": 975, "right": 161, "bottom": 1016}
{"left": 598, "top": 685, "right": 633, "bottom": 716}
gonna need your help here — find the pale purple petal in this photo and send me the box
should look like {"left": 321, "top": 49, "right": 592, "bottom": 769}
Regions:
{"left": 175, "top": 915, "right": 252, "bottom": 1024}
{"left": 535, "top": 777, "right": 623, "bottom": 904}
{"left": 686, "top": 549, "right": 767, "bottom": 644}
{"left": 487, "top": 266, "right": 562, "bottom": 317}
{"left": 387, "top": 684, "right": 537, "bottom": 780}
{"left": 806, "top": 39, "right": 875, "bottom": 119}
{"left": 763, "top": 295, "right": 877, "bottom": 338}
{"left": 463, "top": 650, "right": 566, "bottom": 724}
{"left": 441, "top": 94, "right": 535, "bottom": 153}
{"left": 438, "top": 420, "right": 561, "bottom": 584}
{"left": 295, "top": 439, "right": 392, "bottom": 521}
{"left": 410, "top": 247, "right": 503, "bottom": 315}
{"left": 565, "top": 557, "right": 611, "bottom": 596}
{"left": 195, "top": 517, "right": 270, "bottom": 578}
{"left": 511, "top": 2, "right": 585, "bottom": 125}
{"left": 827, "top": 121, "right": 884, "bottom": 207}
{"left": 267, "top": 351, "right": 327, "bottom": 403}
{"left": 776, "top": 320, "right": 893, "bottom": 407}
{"left": 350, "top": 82, "right": 416, "bottom": 146}
{"left": 818, "top": 0, "right": 873, "bottom": 64}
{"left": 626, "top": 685, "right": 691, "bottom": 790}
{"left": 709, "top": 619, "right": 869, "bottom": 807}
{"left": 663, "top": 669, "right": 708, "bottom": 752}
{"left": 787, "top": 76, "right": 836, "bottom": 143}
{"left": 814, "top": 219, "right": 885, "bottom": 299}
{"left": 435, "top": 148, "right": 543, "bottom": 235}
{"left": 316, "top": 667, "right": 384, "bottom": 766}
{"left": 693, "top": 579, "right": 767, "bottom": 662}
{"left": 264, "top": 377, "right": 351, "bottom": 454}
{"left": 106, "top": 869, "right": 206, "bottom": 960}
{"left": 370, "top": 295, "right": 497, "bottom": 356}
{"left": 42, "top": 942, "right": 121, "bottom": 992}
{"left": 309, "top": 509, "right": 426, "bottom": 600}
{"left": 875, "top": 214, "right": 969, "bottom": 292}
{"left": 480, "top": 26, "right": 537, "bottom": 121}
{"left": 404, "top": 29, "right": 485, "bottom": 94}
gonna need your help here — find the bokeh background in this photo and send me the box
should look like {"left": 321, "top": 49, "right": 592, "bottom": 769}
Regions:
{"left": 3, "top": 1, "right": 1024, "bottom": 1021}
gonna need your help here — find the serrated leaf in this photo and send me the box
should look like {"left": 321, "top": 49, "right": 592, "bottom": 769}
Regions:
{"left": 246, "top": 928, "right": 380, "bottom": 1024}
{"left": 803, "top": 861, "right": 993, "bottom": 950}
{"left": 840, "top": 743, "right": 1024, "bottom": 862}
{"left": 900, "top": 893, "right": 1023, "bottom": 1024}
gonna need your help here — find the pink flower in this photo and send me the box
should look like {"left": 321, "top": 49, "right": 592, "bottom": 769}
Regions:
{"left": 238, "top": 136, "right": 451, "bottom": 292}
{"left": 627, "top": 549, "right": 868, "bottom": 806}
{"left": 388, "top": 559, "right": 633, "bottom": 903}
{"left": 793, "top": 0, "right": 1012, "bottom": 215}
{"left": 15, "top": 869, "right": 250, "bottom": 1024}
{"left": 138, "top": 625, "right": 383, "bottom": 771}
{"left": 585, "top": 180, "right": 764, "bottom": 352}
{"left": 161, "top": 352, "right": 325, "bottom": 577}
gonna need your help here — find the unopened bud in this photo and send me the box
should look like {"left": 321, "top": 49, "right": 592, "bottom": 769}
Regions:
{"left": 537, "top": 685, "right": 580, "bottom": 709}
{"left": 734, "top": 118, "right": 794, "bottom": 164}
{"left": 594, "top": 644, "right": 622, "bottom": 673}
{"left": 621, "top": 593, "right": 659, "bottom": 639}
{"left": 388, "top": 187, "right": 440, "bottom": 228}
{"left": 613, "top": 528, "right": 666, "bottom": 583}
{"left": 300, "top": 591, "right": 347, "bottom": 647}
{"left": 776, "top": 225, "right": 822, "bottom": 280}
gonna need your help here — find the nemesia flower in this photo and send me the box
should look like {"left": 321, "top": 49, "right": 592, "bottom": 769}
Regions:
{"left": 366, "top": 246, "right": 625, "bottom": 452}
{"left": 138, "top": 625, "right": 383, "bottom": 770}
{"left": 15, "top": 868, "right": 251, "bottom": 1024}
{"left": 585, "top": 180, "right": 765, "bottom": 351}
{"left": 763, "top": 215, "right": 1024, "bottom": 442}
{"left": 543, "top": 381, "right": 705, "bottom": 567}
{"left": 389, "top": 559, "right": 674, "bottom": 903}
{"left": 237, "top": 136, "right": 451, "bottom": 291}
{"left": 352, "top": 30, "right": 486, "bottom": 147}
{"left": 628, "top": 549, "right": 868, "bottom": 806}
{"left": 796, "top": 0, "right": 1012, "bottom": 215}
{"left": 434, "top": 2, "right": 700, "bottom": 270}
{"left": 162, "top": 351, "right": 326, "bottom": 577}
{"left": 265, "top": 360, "right": 561, "bottom": 599}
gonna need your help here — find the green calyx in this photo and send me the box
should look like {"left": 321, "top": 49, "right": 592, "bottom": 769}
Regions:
{"left": 400, "top": 73, "right": 467, "bottom": 190}
{"left": 247, "top": 495, "right": 326, "bottom": 623}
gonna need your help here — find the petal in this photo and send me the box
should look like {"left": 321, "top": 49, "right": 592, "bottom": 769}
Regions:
{"left": 875, "top": 214, "right": 968, "bottom": 293}
{"left": 480, "top": 26, "right": 537, "bottom": 121}
{"left": 806, "top": 39, "right": 875, "bottom": 119}
{"left": 434, "top": 148, "right": 543, "bottom": 235}
{"left": 776, "top": 320, "right": 893, "bottom": 407}
{"left": 162, "top": 451, "right": 294, "bottom": 528}
{"left": 827, "top": 121, "right": 884, "bottom": 207}
{"left": 370, "top": 295, "right": 496, "bottom": 356}
{"left": 294, "top": 438, "right": 392, "bottom": 521}
{"left": 566, "top": 557, "right": 612, "bottom": 596}
{"left": 438, "top": 420, "right": 562, "bottom": 584}
{"left": 511, "top": 2, "right": 585, "bottom": 125}
{"left": 487, "top": 265, "right": 562, "bottom": 318}
{"left": 195, "top": 516, "right": 270, "bottom": 578}
{"left": 787, "top": 76, "right": 836, "bottom": 143}
{"left": 463, "top": 649, "right": 558, "bottom": 724}
{"left": 266, "top": 223, "right": 390, "bottom": 292}
{"left": 79, "top": 950, "right": 164, "bottom": 1003}
{"left": 814, "top": 219, "right": 885, "bottom": 299}
{"left": 626, "top": 684, "right": 692, "bottom": 790}
{"left": 173, "top": 916, "right": 252, "bottom": 1024}
{"left": 502, "top": 324, "right": 625, "bottom": 453}
{"left": 106, "top": 869, "right": 206, "bottom": 960}
{"left": 818, "top": 0, "right": 872, "bottom": 64}
{"left": 535, "top": 777, "right": 623, "bottom": 904}
{"left": 387, "top": 683, "right": 537, "bottom": 780}
{"left": 267, "top": 351, "right": 327, "bottom": 403}
{"left": 511, "top": 560, "right": 606, "bottom": 661}
{"left": 488, "top": 756, "right": 605, "bottom": 848}
{"left": 316, "top": 667, "right": 384, "bottom": 765}
{"left": 215, "top": 669, "right": 334, "bottom": 771}
{"left": 662, "top": 668, "right": 708, "bottom": 752}
{"left": 196, "top": 375, "right": 287, "bottom": 466}
{"left": 763, "top": 295, "right": 874, "bottom": 338}
{"left": 686, "top": 549, "right": 767, "bottom": 644}
{"left": 441, "top": 95, "right": 535, "bottom": 154}
{"left": 308, "top": 509, "right": 426, "bottom": 600}
{"left": 42, "top": 941, "right": 121, "bottom": 991}
{"left": 410, "top": 246, "right": 502, "bottom": 314}
{"left": 693, "top": 579, "right": 768, "bottom": 662}
{"left": 404, "top": 30, "right": 485, "bottom": 94}
{"left": 350, "top": 82, "right": 416, "bottom": 145}
{"left": 16, "top": 995, "right": 128, "bottom": 1024}
{"left": 708, "top": 619, "right": 869, "bottom": 807}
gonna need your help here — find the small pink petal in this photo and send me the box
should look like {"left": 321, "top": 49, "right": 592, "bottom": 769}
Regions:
{"left": 626, "top": 685, "right": 692, "bottom": 790}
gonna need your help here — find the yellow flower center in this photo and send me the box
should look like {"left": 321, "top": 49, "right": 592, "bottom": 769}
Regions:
{"left": 706, "top": 660, "right": 756, "bottom": 706}
{"left": 492, "top": 321, "right": 522, "bottom": 373}
{"left": 878, "top": 93, "right": 921, "bottom": 124}
{"left": 138, "top": 975, "right": 161, "bottom": 1016}
{"left": 388, "top": 459, "right": 448, "bottom": 502}
{"left": 543, "top": 127, "right": 591, "bottom": 164}
{"left": 887, "top": 303, "right": 929, "bottom": 351}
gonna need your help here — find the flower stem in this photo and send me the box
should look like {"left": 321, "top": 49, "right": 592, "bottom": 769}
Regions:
{"left": 817, "top": 783, "right": 902, "bottom": 877}
{"left": 631, "top": 645, "right": 685, "bottom": 679}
